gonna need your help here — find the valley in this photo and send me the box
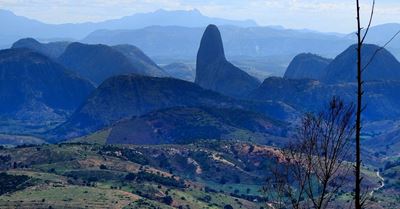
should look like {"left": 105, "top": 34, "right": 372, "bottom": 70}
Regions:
{"left": 0, "top": 140, "right": 396, "bottom": 209}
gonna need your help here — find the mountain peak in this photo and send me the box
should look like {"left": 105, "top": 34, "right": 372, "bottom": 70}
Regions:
{"left": 0, "top": 9, "right": 15, "bottom": 16}
{"left": 12, "top": 38, "right": 41, "bottom": 47}
{"left": 323, "top": 43, "right": 400, "bottom": 83}
{"left": 284, "top": 53, "right": 332, "bottom": 80}
{"left": 195, "top": 25, "right": 260, "bottom": 98}
{"left": 197, "top": 24, "right": 226, "bottom": 66}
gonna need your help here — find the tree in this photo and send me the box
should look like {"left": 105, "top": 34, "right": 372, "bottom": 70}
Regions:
{"left": 224, "top": 205, "right": 234, "bottom": 209}
{"left": 354, "top": 1, "right": 400, "bottom": 208}
{"left": 354, "top": 1, "right": 364, "bottom": 208}
{"left": 163, "top": 195, "right": 173, "bottom": 205}
{"left": 264, "top": 97, "right": 355, "bottom": 209}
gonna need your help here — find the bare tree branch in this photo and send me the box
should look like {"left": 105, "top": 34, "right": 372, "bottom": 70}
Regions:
{"left": 265, "top": 97, "right": 355, "bottom": 209}
{"left": 361, "top": 0, "right": 375, "bottom": 44}
{"left": 362, "top": 29, "right": 400, "bottom": 72}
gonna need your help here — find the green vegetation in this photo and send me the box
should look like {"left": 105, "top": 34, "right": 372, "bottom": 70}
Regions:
{"left": 0, "top": 141, "right": 393, "bottom": 208}
{"left": 0, "top": 142, "right": 270, "bottom": 208}
{"left": 0, "top": 173, "right": 32, "bottom": 195}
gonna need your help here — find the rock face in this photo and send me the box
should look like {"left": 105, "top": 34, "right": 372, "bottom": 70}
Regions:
{"left": 195, "top": 24, "right": 260, "bottom": 98}
{"left": 106, "top": 107, "right": 286, "bottom": 145}
{"left": 323, "top": 44, "right": 400, "bottom": 83}
{"left": 284, "top": 53, "right": 331, "bottom": 80}
{"left": 11, "top": 38, "right": 70, "bottom": 58}
{"left": 58, "top": 42, "right": 166, "bottom": 85}
{"left": 0, "top": 48, "right": 94, "bottom": 122}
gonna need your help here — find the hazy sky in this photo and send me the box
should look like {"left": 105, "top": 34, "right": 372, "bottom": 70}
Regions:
{"left": 0, "top": 0, "right": 399, "bottom": 33}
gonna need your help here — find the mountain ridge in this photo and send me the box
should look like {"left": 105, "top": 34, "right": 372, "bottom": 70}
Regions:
{"left": 0, "top": 8, "right": 258, "bottom": 47}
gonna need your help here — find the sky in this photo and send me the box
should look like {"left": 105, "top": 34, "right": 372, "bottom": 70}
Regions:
{"left": 0, "top": 0, "right": 399, "bottom": 33}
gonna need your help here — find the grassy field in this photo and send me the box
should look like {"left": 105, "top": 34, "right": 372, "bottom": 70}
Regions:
{"left": 0, "top": 141, "right": 396, "bottom": 209}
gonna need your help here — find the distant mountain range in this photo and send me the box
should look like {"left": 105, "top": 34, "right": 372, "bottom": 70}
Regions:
{"left": 82, "top": 25, "right": 352, "bottom": 60}
{"left": 0, "top": 9, "right": 256, "bottom": 47}
{"left": 2, "top": 9, "right": 400, "bottom": 78}
{"left": 81, "top": 25, "right": 400, "bottom": 78}
{"left": 2, "top": 9, "right": 399, "bottom": 61}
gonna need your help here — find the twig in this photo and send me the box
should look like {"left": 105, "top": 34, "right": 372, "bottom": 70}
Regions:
{"left": 362, "top": 29, "right": 400, "bottom": 72}
{"left": 361, "top": 0, "right": 375, "bottom": 44}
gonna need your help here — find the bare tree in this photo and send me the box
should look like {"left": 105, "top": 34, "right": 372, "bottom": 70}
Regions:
{"left": 264, "top": 97, "right": 355, "bottom": 209}
{"left": 354, "top": 0, "right": 400, "bottom": 208}
{"left": 354, "top": 1, "right": 364, "bottom": 208}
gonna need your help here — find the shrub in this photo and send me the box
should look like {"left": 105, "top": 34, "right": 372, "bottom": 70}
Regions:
{"left": 224, "top": 205, "right": 234, "bottom": 209}
{"left": 163, "top": 196, "right": 173, "bottom": 205}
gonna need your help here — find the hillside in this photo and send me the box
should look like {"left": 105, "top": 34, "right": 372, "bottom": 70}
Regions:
{"left": 50, "top": 75, "right": 236, "bottom": 140}
{"left": 50, "top": 74, "right": 296, "bottom": 142}
{"left": 106, "top": 107, "right": 287, "bottom": 145}
{"left": 0, "top": 48, "right": 95, "bottom": 134}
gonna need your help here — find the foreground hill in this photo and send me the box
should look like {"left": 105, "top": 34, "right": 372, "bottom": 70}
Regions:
{"left": 106, "top": 107, "right": 287, "bottom": 145}
{"left": 323, "top": 44, "right": 400, "bottom": 83}
{"left": 0, "top": 48, "right": 94, "bottom": 133}
{"left": 0, "top": 141, "right": 387, "bottom": 208}
{"left": 58, "top": 42, "right": 165, "bottom": 85}
{"left": 283, "top": 53, "right": 332, "bottom": 80}
{"left": 11, "top": 38, "right": 70, "bottom": 58}
{"left": 0, "top": 142, "right": 275, "bottom": 209}
{"left": 195, "top": 25, "right": 260, "bottom": 98}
